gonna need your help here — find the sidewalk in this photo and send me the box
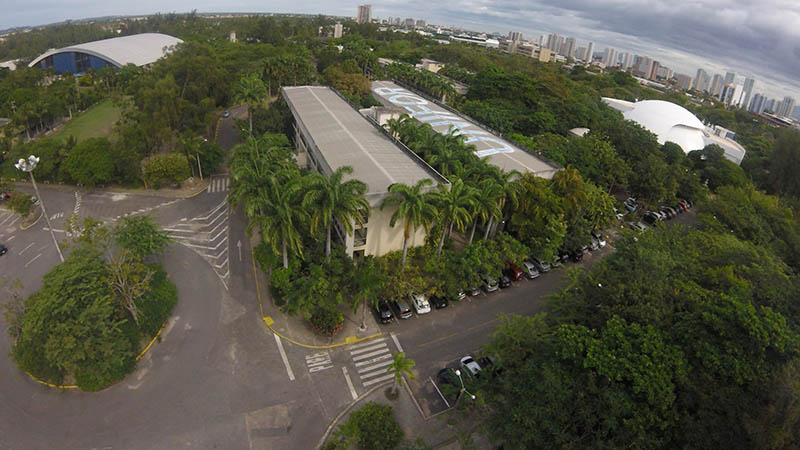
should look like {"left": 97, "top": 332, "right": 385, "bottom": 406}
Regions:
{"left": 249, "top": 234, "right": 384, "bottom": 349}
{"left": 10, "top": 176, "right": 211, "bottom": 200}
{"left": 316, "top": 377, "right": 490, "bottom": 449}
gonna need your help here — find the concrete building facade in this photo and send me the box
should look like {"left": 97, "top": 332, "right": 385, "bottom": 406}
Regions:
{"left": 357, "top": 5, "right": 372, "bottom": 24}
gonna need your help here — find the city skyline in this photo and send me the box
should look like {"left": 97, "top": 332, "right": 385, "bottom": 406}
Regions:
{"left": 1, "top": 1, "right": 798, "bottom": 102}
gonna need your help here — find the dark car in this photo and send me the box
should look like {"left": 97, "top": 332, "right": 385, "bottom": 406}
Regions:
{"left": 437, "top": 368, "right": 459, "bottom": 387}
{"left": 431, "top": 295, "right": 449, "bottom": 309}
{"left": 392, "top": 299, "right": 413, "bottom": 319}
{"left": 0, "top": 244, "right": 6, "bottom": 255}
{"left": 499, "top": 275, "right": 512, "bottom": 288}
{"left": 478, "top": 356, "right": 503, "bottom": 377}
{"left": 570, "top": 249, "right": 584, "bottom": 262}
{"left": 466, "top": 286, "right": 481, "bottom": 296}
{"left": 505, "top": 264, "right": 524, "bottom": 281}
{"left": 642, "top": 211, "right": 661, "bottom": 225}
{"left": 375, "top": 301, "right": 394, "bottom": 324}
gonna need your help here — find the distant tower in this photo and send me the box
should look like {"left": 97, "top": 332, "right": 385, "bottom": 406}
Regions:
{"left": 508, "top": 30, "right": 523, "bottom": 41}
{"left": 357, "top": 5, "right": 372, "bottom": 24}
{"left": 724, "top": 71, "right": 735, "bottom": 84}
{"left": 710, "top": 74, "right": 724, "bottom": 96}
{"left": 334, "top": 23, "right": 343, "bottom": 38}
{"left": 229, "top": 31, "right": 236, "bottom": 43}
{"left": 585, "top": 42, "right": 595, "bottom": 62}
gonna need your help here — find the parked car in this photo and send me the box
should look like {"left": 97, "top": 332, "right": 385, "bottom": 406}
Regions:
{"left": 675, "top": 202, "right": 686, "bottom": 213}
{"left": 624, "top": 197, "right": 638, "bottom": 213}
{"left": 614, "top": 207, "right": 625, "bottom": 220}
{"left": 431, "top": 295, "right": 449, "bottom": 309}
{"left": 222, "top": 110, "right": 231, "bottom": 118}
{"left": 570, "top": 249, "right": 584, "bottom": 262}
{"left": 505, "top": 264, "right": 524, "bottom": 281}
{"left": 409, "top": 292, "right": 431, "bottom": 314}
{"left": 588, "top": 237, "right": 600, "bottom": 251}
{"left": 392, "top": 299, "right": 413, "bottom": 319}
{"left": 466, "top": 286, "right": 481, "bottom": 296}
{"left": 642, "top": 211, "right": 662, "bottom": 225}
{"left": 0, "top": 244, "right": 7, "bottom": 255}
{"left": 591, "top": 230, "right": 607, "bottom": 248}
{"left": 482, "top": 276, "right": 499, "bottom": 293}
{"left": 437, "top": 368, "right": 459, "bottom": 387}
{"left": 499, "top": 275, "right": 512, "bottom": 288}
{"left": 454, "top": 290, "right": 467, "bottom": 301}
{"left": 523, "top": 261, "right": 540, "bottom": 279}
{"left": 460, "top": 356, "right": 482, "bottom": 378}
{"left": 555, "top": 250, "right": 570, "bottom": 265}
{"left": 626, "top": 221, "right": 648, "bottom": 232}
{"left": 375, "top": 301, "right": 394, "bottom": 324}
{"left": 530, "top": 257, "right": 551, "bottom": 273}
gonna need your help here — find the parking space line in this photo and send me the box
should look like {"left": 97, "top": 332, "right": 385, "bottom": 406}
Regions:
{"left": 349, "top": 342, "right": 387, "bottom": 355}
{"left": 353, "top": 349, "right": 390, "bottom": 362}
{"left": 354, "top": 353, "right": 392, "bottom": 367}
{"left": 430, "top": 377, "right": 450, "bottom": 408}
{"left": 18, "top": 242, "right": 35, "bottom": 255}
{"left": 273, "top": 333, "right": 295, "bottom": 381}
{"left": 24, "top": 253, "right": 42, "bottom": 267}
{"left": 390, "top": 332, "right": 404, "bottom": 353}
{"left": 342, "top": 367, "right": 358, "bottom": 400}
{"left": 6, "top": 235, "right": 15, "bottom": 242}
{"left": 38, "top": 244, "right": 49, "bottom": 251}
{"left": 362, "top": 373, "right": 394, "bottom": 387}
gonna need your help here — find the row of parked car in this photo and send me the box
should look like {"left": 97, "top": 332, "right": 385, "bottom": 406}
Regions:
{"left": 375, "top": 230, "right": 609, "bottom": 324}
{"left": 437, "top": 355, "right": 500, "bottom": 388}
{"left": 625, "top": 198, "right": 693, "bottom": 231}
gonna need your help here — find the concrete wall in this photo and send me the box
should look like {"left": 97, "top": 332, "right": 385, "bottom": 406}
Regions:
{"left": 349, "top": 205, "right": 428, "bottom": 257}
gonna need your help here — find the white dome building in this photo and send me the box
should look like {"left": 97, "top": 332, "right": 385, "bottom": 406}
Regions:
{"left": 602, "top": 98, "right": 746, "bottom": 165}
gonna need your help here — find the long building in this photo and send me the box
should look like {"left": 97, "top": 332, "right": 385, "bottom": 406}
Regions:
{"left": 282, "top": 86, "right": 448, "bottom": 259}
{"left": 370, "top": 80, "right": 559, "bottom": 179}
{"left": 29, "top": 33, "right": 182, "bottom": 74}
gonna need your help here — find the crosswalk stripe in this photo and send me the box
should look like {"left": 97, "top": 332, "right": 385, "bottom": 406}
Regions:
{"left": 360, "top": 367, "right": 391, "bottom": 379}
{"left": 349, "top": 338, "right": 386, "bottom": 350}
{"left": 358, "top": 359, "right": 393, "bottom": 374}
{"left": 354, "top": 353, "right": 392, "bottom": 367}
{"left": 350, "top": 342, "right": 387, "bottom": 355}
{"left": 362, "top": 373, "right": 395, "bottom": 387}
{"left": 352, "top": 349, "right": 390, "bottom": 362}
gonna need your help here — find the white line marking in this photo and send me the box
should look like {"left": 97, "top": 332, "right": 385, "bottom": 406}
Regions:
{"left": 354, "top": 353, "right": 393, "bottom": 367}
{"left": 18, "top": 242, "right": 35, "bottom": 255}
{"left": 362, "top": 373, "right": 395, "bottom": 387}
{"left": 38, "top": 244, "right": 48, "bottom": 251}
{"left": 24, "top": 253, "right": 42, "bottom": 267}
{"left": 430, "top": 377, "right": 450, "bottom": 408}
{"left": 343, "top": 367, "right": 358, "bottom": 400}
{"left": 349, "top": 338, "right": 386, "bottom": 350}
{"left": 8, "top": 217, "right": 19, "bottom": 227}
{"left": 0, "top": 214, "right": 14, "bottom": 226}
{"left": 360, "top": 366, "right": 393, "bottom": 379}
{"left": 6, "top": 235, "right": 15, "bottom": 242}
{"left": 357, "top": 359, "right": 393, "bottom": 374}
{"left": 352, "top": 349, "right": 391, "bottom": 362}
{"left": 273, "top": 333, "right": 295, "bottom": 381}
{"left": 349, "top": 342, "right": 388, "bottom": 355}
{"left": 391, "top": 333, "right": 404, "bottom": 353}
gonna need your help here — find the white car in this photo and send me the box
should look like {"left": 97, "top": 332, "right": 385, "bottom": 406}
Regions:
{"left": 591, "top": 230, "right": 607, "bottom": 248}
{"left": 460, "top": 356, "right": 482, "bottom": 378}
{"left": 409, "top": 292, "right": 431, "bottom": 314}
{"left": 523, "top": 261, "right": 540, "bottom": 279}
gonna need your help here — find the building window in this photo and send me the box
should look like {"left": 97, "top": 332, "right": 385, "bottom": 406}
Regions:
{"left": 353, "top": 228, "right": 367, "bottom": 247}
{"left": 358, "top": 208, "right": 369, "bottom": 226}
{"left": 75, "top": 52, "right": 90, "bottom": 73}
{"left": 353, "top": 249, "right": 365, "bottom": 261}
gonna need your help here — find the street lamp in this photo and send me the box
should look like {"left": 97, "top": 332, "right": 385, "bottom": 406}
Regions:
{"left": 454, "top": 369, "right": 476, "bottom": 402}
{"left": 15, "top": 155, "right": 64, "bottom": 263}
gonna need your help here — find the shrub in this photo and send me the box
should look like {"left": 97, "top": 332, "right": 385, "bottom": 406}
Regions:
{"left": 62, "top": 137, "right": 115, "bottom": 187}
{"left": 135, "top": 264, "right": 178, "bottom": 337}
{"left": 7, "top": 191, "right": 33, "bottom": 218}
{"left": 310, "top": 307, "right": 344, "bottom": 337}
{"left": 334, "top": 402, "right": 403, "bottom": 450}
{"left": 142, "top": 153, "right": 190, "bottom": 188}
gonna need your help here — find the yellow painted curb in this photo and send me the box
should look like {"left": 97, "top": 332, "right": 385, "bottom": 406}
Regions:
{"left": 19, "top": 208, "right": 43, "bottom": 230}
{"left": 251, "top": 243, "right": 383, "bottom": 349}
{"left": 182, "top": 180, "right": 211, "bottom": 199}
{"left": 25, "top": 372, "right": 78, "bottom": 390}
{"left": 136, "top": 320, "right": 168, "bottom": 361}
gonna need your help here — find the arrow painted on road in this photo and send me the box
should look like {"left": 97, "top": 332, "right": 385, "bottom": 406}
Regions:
{"left": 237, "top": 239, "right": 242, "bottom": 262}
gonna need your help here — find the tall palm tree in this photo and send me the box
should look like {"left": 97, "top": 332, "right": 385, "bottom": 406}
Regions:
{"left": 352, "top": 256, "right": 383, "bottom": 330}
{"left": 386, "top": 352, "right": 416, "bottom": 395}
{"left": 249, "top": 174, "right": 304, "bottom": 269}
{"left": 302, "top": 166, "right": 370, "bottom": 258}
{"left": 234, "top": 72, "right": 268, "bottom": 135}
{"left": 432, "top": 178, "right": 476, "bottom": 256}
{"left": 484, "top": 167, "right": 522, "bottom": 238}
{"left": 380, "top": 179, "right": 437, "bottom": 266}
{"left": 471, "top": 180, "right": 503, "bottom": 243}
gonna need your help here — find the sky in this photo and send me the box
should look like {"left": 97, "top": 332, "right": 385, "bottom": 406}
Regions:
{"left": 2, "top": 0, "right": 799, "bottom": 103}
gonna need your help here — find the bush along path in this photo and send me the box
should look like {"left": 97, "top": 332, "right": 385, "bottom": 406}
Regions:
{"left": 6, "top": 215, "right": 177, "bottom": 391}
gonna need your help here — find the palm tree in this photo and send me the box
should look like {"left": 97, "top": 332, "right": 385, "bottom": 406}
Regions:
{"left": 234, "top": 72, "right": 268, "bottom": 135}
{"left": 471, "top": 180, "right": 503, "bottom": 243}
{"left": 352, "top": 256, "right": 383, "bottom": 330}
{"left": 380, "top": 179, "right": 437, "bottom": 266}
{"left": 302, "top": 166, "right": 370, "bottom": 258}
{"left": 386, "top": 352, "right": 416, "bottom": 395}
{"left": 432, "top": 178, "right": 476, "bottom": 256}
{"left": 249, "top": 174, "right": 304, "bottom": 269}
{"left": 484, "top": 167, "right": 522, "bottom": 238}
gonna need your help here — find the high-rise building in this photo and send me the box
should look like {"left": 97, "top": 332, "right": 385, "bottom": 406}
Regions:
{"left": 724, "top": 72, "right": 735, "bottom": 84}
{"left": 393, "top": 17, "right": 401, "bottom": 26}
{"left": 563, "top": 37, "right": 576, "bottom": 59}
{"left": 778, "top": 96, "right": 796, "bottom": 117}
{"left": 742, "top": 78, "right": 755, "bottom": 108}
{"left": 748, "top": 93, "right": 766, "bottom": 114}
{"left": 699, "top": 71, "right": 711, "bottom": 93}
{"left": 333, "top": 23, "right": 343, "bottom": 38}
{"left": 585, "top": 42, "right": 595, "bottom": 62}
{"left": 648, "top": 60, "right": 661, "bottom": 80}
{"left": 387, "top": 16, "right": 393, "bottom": 25}
{"left": 621, "top": 52, "right": 634, "bottom": 70}
{"left": 357, "top": 5, "right": 372, "bottom": 24}
{"left": 404, "top": 18, "right": 414, "bottom": 27}
{"left": 656, "top": 65, "right": 671, "bottom": 80}
{"left": 720, "top": 83, "right": 745, "bottom": 106}
{"left": 676, "top": 73, "right": 693, "bottom": 90}
{"left": 575, "top": 47, "right": 586, "bottom": 61}
{"left": 415, "top": 19, "right": 426, "bottom": 27}
{"left": 508, "top": 31, "right": 523, "bottom": 41}
{"left": 765, "top": 98, "right": 776, "bottom": 113}
{"left": 694, "top": 69, "right": 707, "bottom": 90}
{"left": 546, "top": 33, "right": 561, "bottom": 52}
{"left": 710, "top": 74, "right": 724, "bottom": 96}
{"left": 602, "top": 47, "right": 618, "bottom": 67}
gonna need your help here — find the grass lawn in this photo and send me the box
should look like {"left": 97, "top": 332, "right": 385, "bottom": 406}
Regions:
{"left": 50, "top": 98, "right": 122, "bottom": 142}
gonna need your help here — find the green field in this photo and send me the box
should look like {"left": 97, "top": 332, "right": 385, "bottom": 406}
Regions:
{"left": 50, "top": 98, "right": 122, "bottom": 142}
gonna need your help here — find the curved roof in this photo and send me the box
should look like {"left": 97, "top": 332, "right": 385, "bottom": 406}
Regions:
{"left": 29, "top": 33, "right": 183, "bottom": 68}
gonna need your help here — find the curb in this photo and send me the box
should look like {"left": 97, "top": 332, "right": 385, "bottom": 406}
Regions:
{"left": 19, "top": 208, "right": 43, "bottom": 230}
{"left": 315, "top": 379, "right": 393, "bottom": 450}
{"left": 250, "top": 240, "right": 384, "bottom": 350}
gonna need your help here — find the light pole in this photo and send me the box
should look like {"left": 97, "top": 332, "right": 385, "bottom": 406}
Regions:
{"left": 15, "top": 155, "right": 64, "bottom": 263}
{"left": 454, "top": 369, "right": 476, "bottom": 403}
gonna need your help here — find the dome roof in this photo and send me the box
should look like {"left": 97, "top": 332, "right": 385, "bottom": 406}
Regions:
{"left": 622, "top": 100, "right": 706, "bottom": 152}
{"left": 29, "top": 33, "right": 182, "bottom": 69}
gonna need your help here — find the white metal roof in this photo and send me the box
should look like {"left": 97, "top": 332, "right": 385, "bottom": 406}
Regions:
{"left": 29, "top": 33, "right": 183, "bottom": 68}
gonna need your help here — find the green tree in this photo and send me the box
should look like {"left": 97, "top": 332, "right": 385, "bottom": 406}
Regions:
{"left": 431, "top": 178, "right": 476, "bottom": 256}
{"left": 234, "top": 72, "right": 268, "bottom": 135}
{"left": 62, "top": 137, "right": 115, "bottom": 187}
{"left": 380, "top": 179, "right": 437, "bottom": 266}
{"left": 470, "top": 180, "right": 502, "bottom": 243}
{"left": 7, "top": 191, "right": 33, "bottom": 218}
{"left": 386, "top": 351, "right": 416, "bottom": 395}
{"left": 303, "top": 166, "right": 369, "bottom": 258}
{"left": 332, "top": 402, "right": 404, "bottom": 450}
{"left": 113, "top": 215, "right": 171, "bottom": 260}
{"left": 142, "top": 153, "right": 191, "bottom": 188}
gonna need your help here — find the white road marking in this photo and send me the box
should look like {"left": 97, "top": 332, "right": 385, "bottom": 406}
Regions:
{"left": 353, "top": 349, "right": 390, "bottom": 362}
{"left": 0, "top": 213, "right": 14, "bottom": 226}
{"left": 430, "top": 377, "right": 450, "bottom": 408}
{"left": 391, "top": 333, "right": 404, "bottom": 353}
{"left": 342, "top": 367, "right": 358, "bottom": 400}
{"left": 360, "top": 367, "right": 393, "bottom": 379}
{"left": 38, "top": 244, "right": 48, "bottom": 251}
{"left": 354, "top": 353, "right": 392, "bottom": 367}
{"left": 349, "top": 342, "right": 388, "bottom": 355}
{"left": 42, "top": 228, "right": 66, "bottom": 233}
{"left": 18, "top": 242, "right": 35, "bottom": 255}
{"left": 273, "top": 333, "right": 295, "bottom": 381}
{"left": 357, "top": 359, "right": 393, "bottom": 374}
{"left": 349, "top": 338, "right": 386, "bottom": 350}
{"left": 6, "top": 235, "right": 15, "bottom": 242}
{"left": 362, "top": 373, "right": 395, "bottom": 387}
{"left": 24, "top": 253, "right": 42, "bottom": 267}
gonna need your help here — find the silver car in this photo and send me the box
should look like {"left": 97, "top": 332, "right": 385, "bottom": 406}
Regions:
{"left": 531, "top": 257, "right": 551, "bottom": 273}
{"left": 482, "top": 276, "right": 499, "bottom": 293}
{"left": 523, "top": 261, "right": 540, "bottom": 279}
